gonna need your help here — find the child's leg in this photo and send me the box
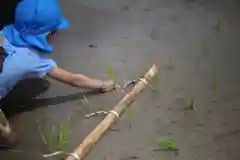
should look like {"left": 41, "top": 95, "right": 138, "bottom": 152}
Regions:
{"left": 0, "top": 108, "right": 18, "bottom": 149}
{"left": 0, "top": 78, "right": 50, "bottom": 148}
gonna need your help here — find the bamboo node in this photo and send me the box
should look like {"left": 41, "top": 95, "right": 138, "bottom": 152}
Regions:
{"left": 109, "top": 110, "right": 120, "bottom": 118}
{"left": 139, "top": 78, "right": 148, "bottom": 85}
{"left": 70, "top": 152, "right": 80, "bottom": 160}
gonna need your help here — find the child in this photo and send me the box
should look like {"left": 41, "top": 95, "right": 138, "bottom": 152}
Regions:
{"left": 0, "top": 0, "right": 116, "bottom": 148}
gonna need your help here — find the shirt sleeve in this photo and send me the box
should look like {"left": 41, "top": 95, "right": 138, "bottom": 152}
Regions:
{"left": 35, "top": 55, "right": 58, "bottom": 78}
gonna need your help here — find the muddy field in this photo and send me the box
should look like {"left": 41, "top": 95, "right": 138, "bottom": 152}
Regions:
{"left": 1, "top": 0, "right": 240, "bottom": 159}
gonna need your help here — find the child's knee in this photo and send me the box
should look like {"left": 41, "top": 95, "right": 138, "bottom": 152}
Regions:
{"left": 0, "top": 109, "right": 19, "bottom": 149}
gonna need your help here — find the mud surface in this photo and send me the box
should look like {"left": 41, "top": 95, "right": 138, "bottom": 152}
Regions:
{"left": 1, "top": 0, "right": 240, "bottom": 159}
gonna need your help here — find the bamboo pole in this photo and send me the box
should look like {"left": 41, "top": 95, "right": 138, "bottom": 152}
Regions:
{"left": 66, "top": 64, "right": 158, "bottom": 160}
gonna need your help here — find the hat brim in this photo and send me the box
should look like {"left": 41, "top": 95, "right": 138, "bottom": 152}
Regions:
{"left": 3, "top": 25, "right": 53, "bottom": 53}
{"left": 57, "top": 18, "right": 69, "bottom": 29}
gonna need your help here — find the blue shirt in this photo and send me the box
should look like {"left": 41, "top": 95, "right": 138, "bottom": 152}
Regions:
{"left": 0, "top": 32, "right": 57, "bottom": 97}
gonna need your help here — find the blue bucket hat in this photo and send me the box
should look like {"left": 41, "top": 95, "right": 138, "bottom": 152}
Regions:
{"left": 2, "top": 0, "right": 69, "bottom": 53}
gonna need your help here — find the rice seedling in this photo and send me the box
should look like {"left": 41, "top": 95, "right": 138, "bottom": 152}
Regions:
{"left": 185, "top": 95, "right": 196, "bottom": 110}
{"left": 81, "top": 94, "right": 92, "bottom": 113}
{"left": 149, "top": 74, "right": 160, "bottom": 92}
{"left": 212, "top": 19, "right": 221, "bottom": 33}
{"left": 201, "top": 45, "right": 209, "bottom": 59}
{"left": 210, "top": 76, "right": 217, "bottom": 91}
{"left": 126, "top": 105, "right": 134, "bottom": 129}
{"left": 37, "top": 121, "right": 70, "bottom": 153}
{"left": 195, "top": 44, "right": 210, "bottom": 70}
{"left": 154, "top": 137, "right": 179, "bottom": 152}
{"left": 104, "top": 63, "right": 117, "bottom": 82}
{"left": 167, "top": 58, "right": 174, "bottom": 70}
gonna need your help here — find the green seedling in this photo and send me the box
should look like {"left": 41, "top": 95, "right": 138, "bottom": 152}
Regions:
{"left": 167, "top": 58, "right": 173, "bottom": 70}
{"left": 104, "top": 63, "right": 117, "bottom": 82}
{"left": 126, "top": 107, "right": 133, "bottom": 121}
{"left": 43, "top": 75, "right": 48, "bottom": 80}
{"left": 196, "top": 44, "right": 209, "bottom": 70}
{"left": 212, "top": 19, "right": 221, "bottom": 33}
{"left": 58, "top": 122, "right": 70, "bottom": 150}
{"left": 154, "top": 137, "right": 179, "bottom": 152}
{"left": 201, "top": 45, "right": 209, "bottom": 59}
{"left": 81, "top": 94, "right": 92, "bottom": 113}
{"left": 149, "top": 74, "right": 160, "bottom": 92}
{"left": 210, "top": 76, "right": 217, "bottom": 91}
{"left": 185, "top": 95, "right": 196, "bottom": 110}
{"left": 126, "top": 106, "right": 134, "bottom": 129}
{"left": 38, "top": 121, "right": 70, "bottom": 153}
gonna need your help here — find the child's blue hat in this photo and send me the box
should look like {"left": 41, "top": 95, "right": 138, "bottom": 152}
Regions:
{"left": 2, "top": 0, "right": 69, "bottom": 53}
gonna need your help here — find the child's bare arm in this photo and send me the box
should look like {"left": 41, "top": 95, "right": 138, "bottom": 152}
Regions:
{"left": 47, "top": 67, "right": 115, "bottom": 92}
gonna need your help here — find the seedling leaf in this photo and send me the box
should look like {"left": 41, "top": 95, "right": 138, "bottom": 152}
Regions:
{"left": 155, "top": 137, "right": 179, "bottom": 151}
{"left": 104, "top": 63, "right": 117, "bottom": 82}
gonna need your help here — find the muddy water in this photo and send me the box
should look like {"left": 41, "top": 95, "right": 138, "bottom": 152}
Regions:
{"left": 1, "top": 0, "right": 240, "bottom": 159}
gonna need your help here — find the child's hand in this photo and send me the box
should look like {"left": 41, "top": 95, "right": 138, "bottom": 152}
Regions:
{"left": 99, "top": 80, "right": 119, "bottom": 93}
